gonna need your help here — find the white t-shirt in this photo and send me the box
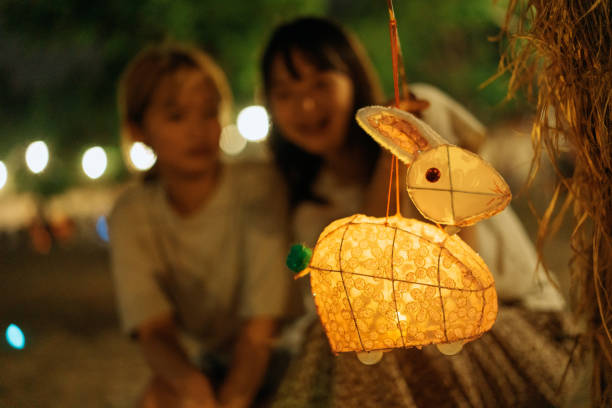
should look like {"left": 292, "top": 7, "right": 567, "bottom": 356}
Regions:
{"left": 294, "top": 84, "right": 564, "bottom": 311}
{"left": 109, "top": 161, "right": 295, "bottom": 354}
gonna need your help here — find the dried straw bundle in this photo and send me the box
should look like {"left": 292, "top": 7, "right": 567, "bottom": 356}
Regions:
{"left": 498, "top": 0, "right": 612, "bottom": 404}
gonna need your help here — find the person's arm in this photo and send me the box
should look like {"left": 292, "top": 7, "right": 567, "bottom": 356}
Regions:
{"left": 217, "top": 317, "right": 277, "bottom": 408}
{"left": 138, "top": 313, "right": 218, "bottom": 407}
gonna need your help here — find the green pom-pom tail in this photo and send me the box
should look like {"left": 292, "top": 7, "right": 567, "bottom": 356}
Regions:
{"left": 286, "top": 244, "right": 312, "bottom": 274}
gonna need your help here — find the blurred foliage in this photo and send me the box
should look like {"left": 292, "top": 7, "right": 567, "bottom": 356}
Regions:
{"left": 0, "top": 0, "right": 525, "bottom": 194}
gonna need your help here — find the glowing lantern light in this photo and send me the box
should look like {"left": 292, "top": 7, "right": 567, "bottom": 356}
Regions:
{"left": 291, "top": 215, "right": 497, "bottom": 363}
{"left": 5, "top": 324, "right": 25, "bottom": 350}
{"left": 129, "top": 142, "right": 156, "bottom": 171}
{"left": 219, "top": 124, "right": 247, "bottom": 155}
{"left": 82, "top": 146, "right": 108, "bottom": 179}
{"left": 0, "top": 161, "right": 7, "bottom": 190}
{"left": 237, "top": 106, "right": 269, "bottom": 142}
{"left": 289, "top": 106, "right": 510, "bottom": 364}
{"left": 96, "top": 215, "right": 109, "bottom": 242}
{"left": 25, "top": 141, "right": 49, "bottom": 174}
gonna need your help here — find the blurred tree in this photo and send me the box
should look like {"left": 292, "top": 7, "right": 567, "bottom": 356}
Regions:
{"left": 0, "top": 0, "right": 523, "bottom": 194}
{"left": 334, "top": 0, "right": 520, "bottom": 122}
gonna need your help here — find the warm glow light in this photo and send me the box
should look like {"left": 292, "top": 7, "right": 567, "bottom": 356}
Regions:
{"left": 0, "top": 161, "right": 7, "bottom": 190}
{"left": 219, "top": 125, "right": 247, "bottom": 155}
{"left": 129, "top": 142, "right": 156, "bottom": 171}
{"left": 25, "top": 141, "right": 49, "bottom": 173}
{"left": 82, "top": 147, "right": 107, "bottom": 179}
{"left": 237, "top": 106, "right": 269, "bottom": 142}
{"left": 299, "top": 214, "right": 497, "bottom": 358}
{"left": 5, "top": 324, "right": 25, "bottom": 350}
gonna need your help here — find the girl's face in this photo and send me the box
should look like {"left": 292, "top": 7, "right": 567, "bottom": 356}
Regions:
{"left": 136, "top": 67, "right": 221, "bottom": 178}
{"left": 268, "top": 51, "right": 354, "bottom": 157}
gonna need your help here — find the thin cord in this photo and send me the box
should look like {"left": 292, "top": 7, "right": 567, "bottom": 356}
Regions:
{"left": 386, "top": 0, "right": 402, "bottom": 219}
{"left": 388, "top": 3, "right": 401, "bottom": 107}
{"left": 395, "top": 156, "right": 401, "bottom": 215}
{"left": 386, "top": 155, "right": 395, "bottom": 221}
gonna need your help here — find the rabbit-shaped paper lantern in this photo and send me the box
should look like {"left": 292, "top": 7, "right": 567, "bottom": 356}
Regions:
{"left": 289, "top": 108, "right": 510, "bottom": 365}
{"left": 287, "top": 0, "right": 511, "bottom": 365}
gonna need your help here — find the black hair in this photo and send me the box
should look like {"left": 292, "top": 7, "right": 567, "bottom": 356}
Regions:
{"left": 261, "top": 17, "right": 383, "bottom": 207}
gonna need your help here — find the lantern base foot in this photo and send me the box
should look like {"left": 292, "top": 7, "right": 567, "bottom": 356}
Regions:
{"left": 356, "top": 350, "right": 384, "bottom": 365}
{"left": 436, "top": 341, "right": 464, "bottom": 355}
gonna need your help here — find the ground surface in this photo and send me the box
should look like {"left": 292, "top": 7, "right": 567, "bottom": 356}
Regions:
{"left": 0, "top": 207, "right": 572, "bottom": 408}
{"left": 0, "top": 242, "right": 148, "bottom": 408}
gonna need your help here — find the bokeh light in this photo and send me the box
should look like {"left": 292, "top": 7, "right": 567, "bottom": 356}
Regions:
{"left": 5, "top": 324, "right": 25, "bottom": 350}
{"left": 0, "top": 161, "right": 7, "bottom": 190}
{"left": 82, "top": 146, "right": 108, "bottom": 179}
{"left": 25, "top": 141, "right": 49, "bottom": 174}
{"left": 96, "top": 215, "right": 109, "bottom": 243}
{"left": 129, "top": 142, "right": 156, "bottom": 171}
{"left": 219, "top": 125, "right": 247, "bottom": 155}
{"left": 237, "top": 105, "right": 269, "bottom": 142}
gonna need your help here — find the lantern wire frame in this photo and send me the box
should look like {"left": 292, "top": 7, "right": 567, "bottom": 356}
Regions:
{"left": 304, "top": 213, "right": 497, "bottom": 355}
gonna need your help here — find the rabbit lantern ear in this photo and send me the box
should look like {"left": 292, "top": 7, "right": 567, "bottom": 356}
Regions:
{"left": 356, "top": 106, "right": 447, "bottom": 165}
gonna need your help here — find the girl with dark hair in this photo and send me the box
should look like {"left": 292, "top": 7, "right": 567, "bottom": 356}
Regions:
{"left": 261, "top": 17, "right": 421, "bottom": 275}
{"left": 262, "top": 17, "right": 386, "bottom": 208}
{"left": 260, "top": 17, "right": 576, "bottom": 407}
{"left": 262, "top": 16, "right": 565, "bottom": 310}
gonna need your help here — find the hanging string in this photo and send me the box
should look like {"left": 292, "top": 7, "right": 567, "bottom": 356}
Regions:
{"left": 386, "top": 0, "right": 402, "bottom": 218}
{"left": 386, "top": 154, "right": 395, "bottom": 221}
{"left": 395, "top": 156, "right": 400, "bottom": 215}
{"left": 388, "top": 0, "right": 401, "bottom": 108}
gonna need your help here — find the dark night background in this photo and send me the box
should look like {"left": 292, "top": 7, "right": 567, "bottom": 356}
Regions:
{"left": 0, "top": 0, "right": 522, "bottom": 194}
{"left": 1, "top": 1, "right": 569, "bottom": 407}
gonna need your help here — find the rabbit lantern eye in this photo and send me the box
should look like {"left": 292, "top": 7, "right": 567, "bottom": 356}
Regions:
{"left": 425, "top": 167, "right": 441, "bottom": 183}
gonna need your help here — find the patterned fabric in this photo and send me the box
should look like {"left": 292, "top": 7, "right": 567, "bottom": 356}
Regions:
{"left": 271, "top": 306, "right": 583, "bottom": 407}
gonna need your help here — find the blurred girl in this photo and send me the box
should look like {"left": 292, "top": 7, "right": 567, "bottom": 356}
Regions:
{"left": 262, "top": 16, "right": 562, "bottom": 311}
{"left": 260, "top": 17, "right": 570, "bottom": 407}
{"left": 111, "top": 43, "right": 294, "bottom": 408}
{"left": 262, "top": 17, "right": 390, "bottom": 251}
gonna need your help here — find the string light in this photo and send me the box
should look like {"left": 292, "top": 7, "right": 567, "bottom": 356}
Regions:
{"left": 129, "top": 142, "right": 156, "bottom": 171}
{"left": 82, "top": 146, "right": 108, "bottom": 179}
{"left": 5, "top": 324, "right": 25, "bottom": 350}
{"left": 25, "top": 141, "right": 49, "bottom": 174}
{"left": 0, "top": 161, "right": 7, "bottom": 190}
{"left": 237, "top": 106, "right": 270, "bottom": 142}
{"left": 96, "top": 215, "right": 109, "bottom": 242}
